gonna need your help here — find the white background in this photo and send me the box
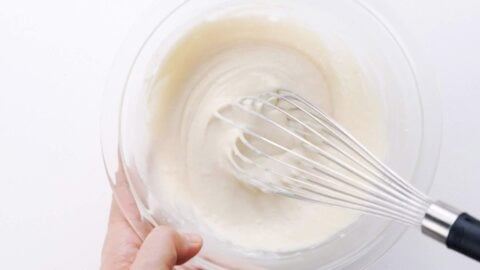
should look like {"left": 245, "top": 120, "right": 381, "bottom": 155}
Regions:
{"left": 0, "top": 0, "right": 479, "bottom": 269}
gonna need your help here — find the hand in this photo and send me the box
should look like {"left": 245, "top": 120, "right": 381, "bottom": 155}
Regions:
{"left": 101, "top": 198, "right": 203, "bottom": 270}
{"left": 101, "top": 168, "right": 203, "bottom": 269}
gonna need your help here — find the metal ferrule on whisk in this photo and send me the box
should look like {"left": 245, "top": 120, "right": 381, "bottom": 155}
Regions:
{"left": 421, "top": 201, "right": 461, "bottom": 243}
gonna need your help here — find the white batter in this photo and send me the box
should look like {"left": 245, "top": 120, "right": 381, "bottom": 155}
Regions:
{"left": 146, "top": 16, "right": 386, "bottom": 252}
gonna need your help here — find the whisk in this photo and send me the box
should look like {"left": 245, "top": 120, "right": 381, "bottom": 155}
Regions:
{"left": 215, "top": 89, "right": 480, "bottom": 262}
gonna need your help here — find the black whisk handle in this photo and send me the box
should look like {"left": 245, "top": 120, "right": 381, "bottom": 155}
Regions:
{"left": 447, "top": 213, "right": 480, "bottom": 262}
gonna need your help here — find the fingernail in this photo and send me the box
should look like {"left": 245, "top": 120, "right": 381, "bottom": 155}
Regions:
{"left": 182, "top": 233, "right": 203, "bottom": 245}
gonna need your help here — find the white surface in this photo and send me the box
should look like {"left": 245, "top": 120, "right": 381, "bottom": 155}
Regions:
{"left": 0, "top": 0, "right": 479, "bottom": 269}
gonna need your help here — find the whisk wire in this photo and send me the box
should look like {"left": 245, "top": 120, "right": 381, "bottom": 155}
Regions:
{"left": 282, "top": 91, "right": 430, "bottom": 203}
{"left": 236, "top": 105, "right": 424, "bottom": 219}
{"left": 230, "top": 134, "right": 421, "bottom": 225}
{"left": 214, "top": 89, "right": 430, "bottom": 225}
{"left": 249, "top": 96, "right": 425, "bottom": 211}
{"left": 231, "top": 97, "right": 427, "bottom": 214}
{"left": 267, "top": 92, "right": 430, "bottom": 208}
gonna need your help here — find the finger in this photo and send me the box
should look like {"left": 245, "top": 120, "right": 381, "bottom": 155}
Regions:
{"left": 112, "top": 168, "right": 153, "bottom": 238}
{"left": 176, "top": 233, "right": 203, "bottom": 265}
{"left": 131, "top": 226, "right": 203, "bottom": 270}
{"left": 107, "top": 196, "right": 128, "bottom": 225}
{"left": 101, "top": 199, "right": 142, "bottom": 270}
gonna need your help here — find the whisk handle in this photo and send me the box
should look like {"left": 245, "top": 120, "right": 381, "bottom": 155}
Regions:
{"left": 447, "top": 213, "right": 480, "bottom": 262}
{"left": 422, "top": 201, "right": 480, "bottom": 262}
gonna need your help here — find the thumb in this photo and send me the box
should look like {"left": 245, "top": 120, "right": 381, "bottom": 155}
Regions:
{"left": 131, "top": 226, "right": 203, "bottom": 270}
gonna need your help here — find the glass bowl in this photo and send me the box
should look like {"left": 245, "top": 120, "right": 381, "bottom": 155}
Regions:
{"left": 101, "top": 0, "right": 442, "bottom": 269}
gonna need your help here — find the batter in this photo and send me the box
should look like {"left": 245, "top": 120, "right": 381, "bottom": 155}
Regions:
{"left": 146, "top": 16, "right": 386, "bottom": 252}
